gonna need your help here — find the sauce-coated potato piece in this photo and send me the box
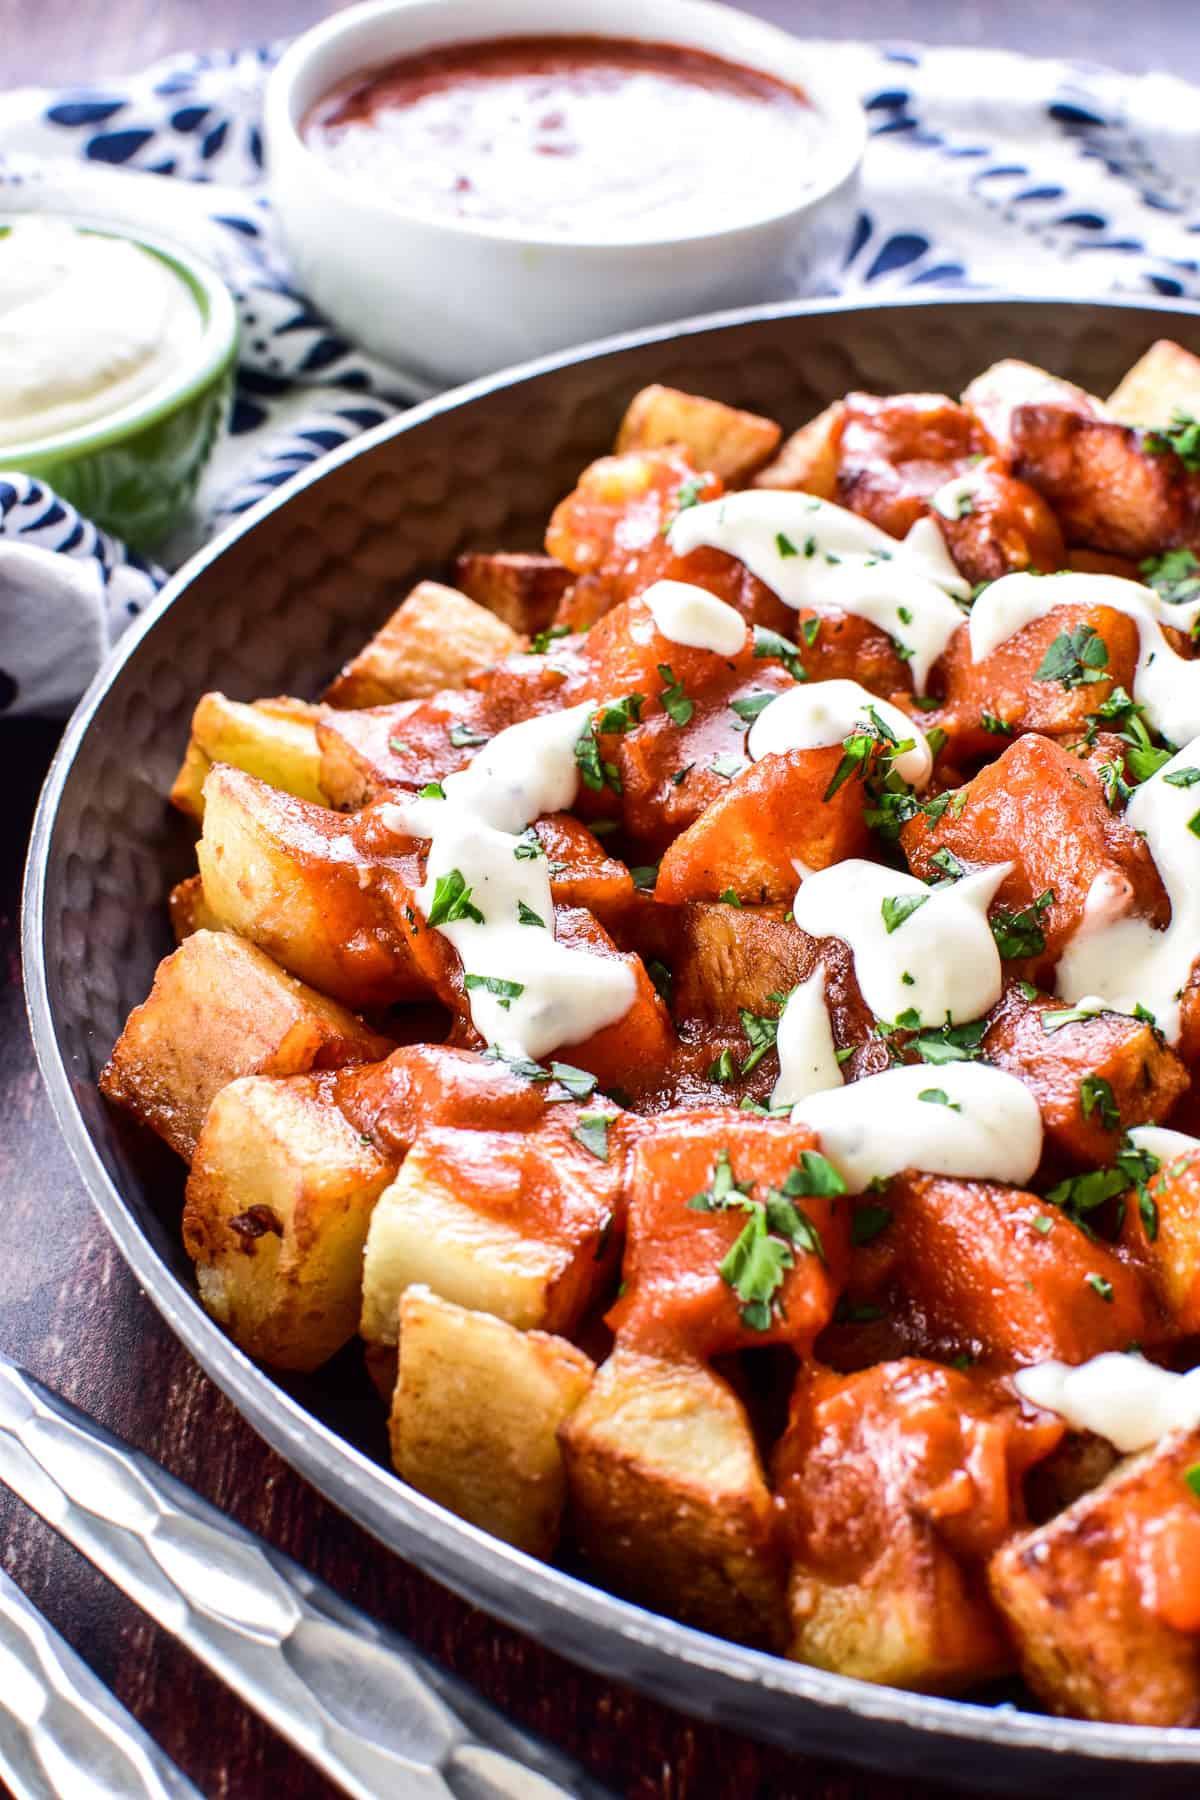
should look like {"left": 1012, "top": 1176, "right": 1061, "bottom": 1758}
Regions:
{"left": 1121, "top": 1145, "right": 1200, "bottom": 1336}
{"left": 1011, "top": 404, "right": 1200, "bottom": 557}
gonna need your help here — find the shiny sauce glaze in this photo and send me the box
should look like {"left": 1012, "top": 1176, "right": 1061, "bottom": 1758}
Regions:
{"left": 303, "top": 35, "right": 818, "bottom": 239}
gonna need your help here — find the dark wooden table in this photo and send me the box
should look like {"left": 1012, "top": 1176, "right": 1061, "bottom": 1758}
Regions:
{"left": 1, "top": 4, "right": 1188, "bottom": 1797}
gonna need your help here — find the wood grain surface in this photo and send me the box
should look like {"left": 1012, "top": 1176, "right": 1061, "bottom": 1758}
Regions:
{"left": 0, "top": 3, "right": 1186, "bottom": 1797}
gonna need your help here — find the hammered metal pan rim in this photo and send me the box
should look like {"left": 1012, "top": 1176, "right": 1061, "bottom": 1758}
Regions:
{"left": 22, "top": 291, "right": 1200, "bottom": 1782}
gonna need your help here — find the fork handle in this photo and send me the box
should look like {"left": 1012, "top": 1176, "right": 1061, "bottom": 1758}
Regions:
{"left": 0, "top": 1353, "right": 611, "bottom": 1800}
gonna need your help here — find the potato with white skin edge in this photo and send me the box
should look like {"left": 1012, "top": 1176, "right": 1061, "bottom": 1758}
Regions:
{"left": 323, "top": 579, "right": 525, "bottom": 708}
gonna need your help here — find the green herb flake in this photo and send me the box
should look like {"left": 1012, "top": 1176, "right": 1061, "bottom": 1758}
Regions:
{"left": 516, "top": 900, "right": 545, "bottom": 927}
{"left": 711, "top": 752, "right": 744, "bottom": 781}
{"left": 530, "top": 623, "right": 571, "bottom": 654}
{"left": 776, "top": 531, "right": 799, "bottom": 558}
{"left": 1141, "top": 546, "right": 1200, "bottom": 606}
{"left": 708, "top": 1047, "right": 737, "bottom": 1083}
{"left": 547, "top": 1061, "right": 599, "bottom": 1102}
{"left": 448, "top": 722, "right": 489, "bottom": 749}
{"left": 663, "top": 473, "right": 706, "bottom": 532}
{"left": 1086, "top": 1272, "right": 1115, "bottom": 1303}
{"left": 572, "top": 1113, "right": 612, "bottom": 1162}
{"left": 881, "top": 892, "right": 930, "bottom": 934}
{"left": 991, "top": 888, "right": 1054, "bottom": 960}
{"left": 918, "top": 1087, "right": 961, "bottom": 1110}
{"left": 418, "top": 781, "right": 446, "bottom": 799}
{"left": 980, "top": 711, "right": 1014, "bottom": 736}
{"left": 513, "top": 830, "right": 543, "bottom": 862}
{"left": 1080, "top": 1073, "right": 1120, "bottom": 1132}
{"left": 730, "top": 691, "right": 774, "bottom": 724}
{"left": 739, "top": 1005, "right": 781, "bottom": 1075}
{"left": 670, "top": 763, "right": 693, "bottom": 787}
{"left": 426, "top": 868, "right": 485, "bottom": 927}
{"left": 594, "top": 693, "right": 645, "bottom": 735}
{"left": 647, "top": 959, "right": 672, "bottom": 1003}
{"left": 1034, "top": 625, "right": 1110, "bottom": 690}
{"left": 929, "top": 847, "right": 965, "bottom": 882}
{"left": 1145, "top": 411, "right": 1200, "bottom": 471}
{"left": 574, "top": 718, "right": 623, "bottom": 796}
{"left": 752, "top": 624, "right": 807, "bottom": 683}
{"left": 914, "top": 1018, "right": 988, "bottom": 1065}
{"left": 852, "top": 1203, "right": 893, "bottom": 1246}
{"left": 782, "top": 1150, "right": 848, "bottom": 1198}
{"left": 463, "top": 973, "right": 525, "bottom": 1010}
{"left": 1041, "top": 1005, "right": 1100, "bottom": 1034}
{"left": 1164, "top": 767, "right": 1200, "bottom": 787}
{"left": 1183, "top": 1462, "right": 1200, "bottom": 1500}
{"left": 1031, "top": 1212, "right": 1054, "bottom": 1236}
{"left": 718, "top": 887, "right": 743, "bottom": 907}
{"left": 657, "top": 664, "right": 694, "bottom": 727}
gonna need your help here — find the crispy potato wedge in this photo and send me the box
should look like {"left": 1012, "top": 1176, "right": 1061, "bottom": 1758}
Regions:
{"left": 99, "top": 930, "right": 390, "bottom": 1162}
{"left": 323, "top": 580, "right": 524, "bottom": 708}
{"left": 1107, "top": 338, "right": 1200, "bottom": 429}
{"left": 360, "top": 1122, "right": 619, "bottom": 1346}
{"left": 170, "top": 693, "right": 324, "bottom": 824}
{"left": 989, "top": 1428, "right": 1200, "bottom": 1724}
{"left": 197, "top": 765, "right": 426, "bottom": 1007}
{"left": 390, "top": 1285, "right": 593, "bottom": 1558}
{"left": 453, "top": 551, "right": 571, "bottom": 635}
{"left": 183, "top": 1073, "right": 396, "bottom": 1370}
{"left": 751, "top": 401, "right": 844, "bottom": 497}
{"left": 560, "top": 1346, "right": 786, "bottom": 1647}
{"left": 615, "top": 384, "right": 781, "bottom": 485}
{"left": 776, "top": 1361, "right": 1060, "bottom": 1691}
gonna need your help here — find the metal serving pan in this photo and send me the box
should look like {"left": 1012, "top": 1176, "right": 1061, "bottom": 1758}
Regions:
{"left": 23, "top": 296, "right": 1200, "bottom": 1796}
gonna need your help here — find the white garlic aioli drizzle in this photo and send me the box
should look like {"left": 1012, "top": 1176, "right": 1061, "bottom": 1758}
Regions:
{"left": 969, "top": 569, "right": 1200, "bottom": 748}
{"left": 792, "top": 1061, "right": 1043, "bottom": 1193}
{"left": 791, "top": 858, "right": 1012, "bottom": 1027}
{"left": 1128, "top": 1123, "right": 1200, "bottom": 1164}
{"left": 382, "top": 702, "right": 636, "bottom": 1059}
{"left": 1056, "top": 736, "right": 1200, "bottom": 1044}
{"left": 1015, "top": 1355, "right": 1200, "bottom": 1454}
{"left": 771, "top": 968, "right": 844, "bottom": 1109}
{"left": 643, "top": 578, "right": 747, "bottom": 655}
{"left": 668, "top": 491, "right": 970, "bottom": 693}
{"left": 747, "top": 678, "right": 933, "bottom": 788}
{"left": 928, "top": 467, "right": 988, "bottom": 522}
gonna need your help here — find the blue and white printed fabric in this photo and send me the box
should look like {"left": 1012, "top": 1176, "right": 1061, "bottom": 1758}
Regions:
{"left": 0, "top": 39, "right": 1198, "bottom": 713}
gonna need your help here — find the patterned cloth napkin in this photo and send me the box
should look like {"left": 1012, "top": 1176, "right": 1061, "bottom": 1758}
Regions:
{"left": 1, "top": 38, "right": 1198, "bottom": 715}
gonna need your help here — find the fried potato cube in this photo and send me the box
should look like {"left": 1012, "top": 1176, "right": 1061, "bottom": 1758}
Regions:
{"left": 545, "top": 447, "right": 721, "bottom": 582}
{"left": 331, "top": 1043, "right": 556, "bottom": 1159}
{"left": 1107, "top": 338, "right": 1200, "bottom": 429}
{"left": 615, "top": 384, "right": 781, "bottom": 485}
{"left": 454, "top": 550, "right": 571, "bottom": 635}
{"left": 961, "top": 358, "right": 1105, "bottom": 458}
{"left": 168, "top": 874, "right": 224, "bottom": 943}
{"left": 885, "top": 1173, "right": 1155, "bottom": 1364}
{"left": 360, "top": 1121, "right": 620, "bottom": 1346}
{"left": 183, "top": 1073, "right": 396, "bottom": 1370}
{"left": 323, "top": 580, "right": 524, "bottom": 709}
{"left": 670, "top": 900, "right": 818, "bottom": 1024}
{"left": 1121, "top": 1144, "right": 1200, "bottom": 1334}
{"left": 100, "top": 930, "right": 391, "bottom": 1163}
{"left": 835, "top": 391, "right": 983, "bottom": 538}
{"left": 989, "top": 1428, "right": 1200, "bottom": 1724}
{"left": 560, "top": 1346, "right": 786, "bottom": 1647}
{"left": 197, "top": 765, "right": 426, "bottom": 1007}
{"left": 752, "top": 401, "right": 844, "bottom": 497}
{"left": 932, "top": 458, "right": 1066, "bottom": 586}
{"left": 390, "top": 1285, "right": 593, "bottom": 1559}
{"left": 983, "top": 986, "right": 1188, "bottom": 1167}
{"left": 655, "top": 746, "right": 868, "bottom": 906}
{"left": 901, "top": 733, "right": 1166, "bottom": 977}
{"left": 1010, "top": 406, "right": 1200, "bottom": 558}
{"left": 607, "top": 1111, "right": 848, "bottom": 1358}
{"left": 776, "top": 1360, "right": 1061, "bottom": 1691}
{"left": 169, "top": 693, "right": 324, "bottom": 824}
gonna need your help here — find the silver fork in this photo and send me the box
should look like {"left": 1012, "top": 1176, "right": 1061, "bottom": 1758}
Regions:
{"left": 0, "top": 1352, "right": 611, "bottom": 1800}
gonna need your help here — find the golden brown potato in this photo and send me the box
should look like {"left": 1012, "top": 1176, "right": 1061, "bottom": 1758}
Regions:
{"left": 99, "top": 930, "right": 390, "bottom": 1162}
{"left": 560, "top": 1347, "right": 786, "bottom": 1648}
{"left": 183, "top": 1073, "right": 396, "bottom": 1370}
{"left": 390, "top": 1285, "right": 593, "bottom": 1559}
{"left": 989, "top": 1428, "right": 1200, "bottom": 1724}
{"left": 323, "top": 580, "right": 524, "bottom": 708}
{"left": 167, "top": 874, "right": 224, "bottom": 943}
{"left": 776, "top": 1361, "right": 1061, "bottom": 1692}
{"left": 169, "top": 693, "right": 324, "bottom": 823}
{"left": 360, "top": 1123, "right": 618, "bottom": 1347}
{"left": 962, "top": 357, "right": 1106, "bottom": 457}
{"left": 1011, "top": 405, "right": 1200, "bottom": 557}
{"left": 1107, "top": 338, "right": 1200, "bottom": 429}
{"left": 454, "top": 550, "right": 571, "bottom": 634}
{"left": 669, "top": 900, "right": 818, "bottom": 1025}
{"left": 196, "top": 765, "right": 426, "bottom": 1007}
{"left": 615, "top": 383, "right": 781, "bottom": 484}
{"left": 1120, "top": 1145, "right": 1200, "bottom": 1335}
{"left": 751, "top": 401, "right": 844, "bottom": 496}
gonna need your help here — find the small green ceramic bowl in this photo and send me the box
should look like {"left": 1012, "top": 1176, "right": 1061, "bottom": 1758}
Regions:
{"left": 0, "top": 218, "right": 238, "bottom": 551}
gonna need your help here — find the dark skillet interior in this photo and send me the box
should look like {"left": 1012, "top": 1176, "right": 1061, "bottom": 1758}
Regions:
{"left": 27, "top": 297, "right": 1200, "bottom": 1793}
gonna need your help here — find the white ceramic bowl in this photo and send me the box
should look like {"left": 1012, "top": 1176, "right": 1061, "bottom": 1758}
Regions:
{"left": 264, "top": 0, "right": 866, "bottom": 385}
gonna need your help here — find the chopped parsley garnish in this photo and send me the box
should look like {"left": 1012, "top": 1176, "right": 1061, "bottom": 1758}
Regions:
{"left": 670, "top": 763, "right": 693, "bottom": 786}
{"left": 802, "top": 617, "right": 821, "bottom": 646}
{"left": 630, "top": 864, "right": 658, "bottom": 892}
{"left": 426, "top": 868, "right": 484, "bottom": 927}
{"left": 991, "top": 889, "right": 1053, "bottom": 960}
{"left": 1084, "top": 685, "right": 1173, "bottom": 787}
{"left": 1030, "top": 1212, "right": 1054, "bottom": 1236}
{"left": 1080, "top": 1073, "right": 1120, "bottom": 1132}
{"left": 419, "top": 781, "right": 445, "bottom": 799}
{"left": 708, "top": 1047, "right": 736, "bottom": 1082}
{"left": 1184, "top": 1463, "right": 1200, "bottom": 1500}
{"left": 914, "top": 1017, "right": 988, "bottom": 1064}
{"left": 688, "top": 1148, "right": 838, "bottom": 1330}
{"left": 689, "top": 1147, "right": 753, "bottom": 1212}
{"left": 530, "top": 623, "right": 571, "bottom": 654}
{"left": 718, "top": 887, "right": 743, "bottom": 907}
{"left": 548, "top": 1061, "right": 599, "bottom": 1101}
{"left": 647, "top": 959, "right": 672, "bottom": 1003}
{"left": 729, "top": 691, "right": 774, "bottom": 724}
{"left": 981, "top": 711, "right": 1014, "bottom": 736}
{"left": 657, "top": 664, "right": 693, "bottom": 726}
{"left": 1140, "top": 547, "right": 1200, "bottom": 608}
{"left": 1086, "top": 1272, "right": 1115, "bottom": 1303}
{"left": 574, "top": 717, "right": 623, "bottom": 795}
{"left": 572, "top": 1113, "right": 612, "bottom": 1162}
{"left": 711, "top": 752, "right": 744, "bottom": 780}
{"left": 448, "top": 722, "right": 489, "bottom": 748}
{"left": 1041, "top": 1004, "right": 1099, "bottom": 1034}
{"left": 783, "top": 1150, "right": 847, "bottom": 1198}
{"left": 594, "top": 693, "right": 644, "bottom": 734}
{"left": 881, "top": 892, "right": 929, "bottom": 934}
{"left": 517, "top": 900, "right": 545, "bottom": 927}
{"left": 851, "top": 1203, "right": 893, "bottom": 1246}
{"left": 481, "top": 1045, "right": 546, "bottom": 1083}
{"left": 663, "top": 473, "right": 706, "bottom": 532}
{"left": 919, "top": 1087, "right": 961, "bottom": 1110}
{"left": 752, "top": 624, "right": 808, "bottom": 683}
{"left": 1034, "top": 624, "right": 1109, "bottom": 689}
{"left": 929, "top": 847, "right": 965, "bottom": 883}
{"left": 776, "top": 531, "right": 799, "bottom": 557}
{"left": 1165, "top": 767, "right": 1200, "bottom": 787}
{"left": 464, "top": 973, "right": 524, "bottom": 1009}
{"left": 1045, "top": 1137, "right": 1160, "bottom": 1231}
{"left": 739, "top": 1005, "right": 782, "bottom": 1075}
{"left": 388, "top": 736, "right": 408, "bottom": 756}
{"left": 513, "top": 828, "right": 543, "bottom": 861}
{"left": 1145, "top": 410, "right": 1200, "bottom": 470}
